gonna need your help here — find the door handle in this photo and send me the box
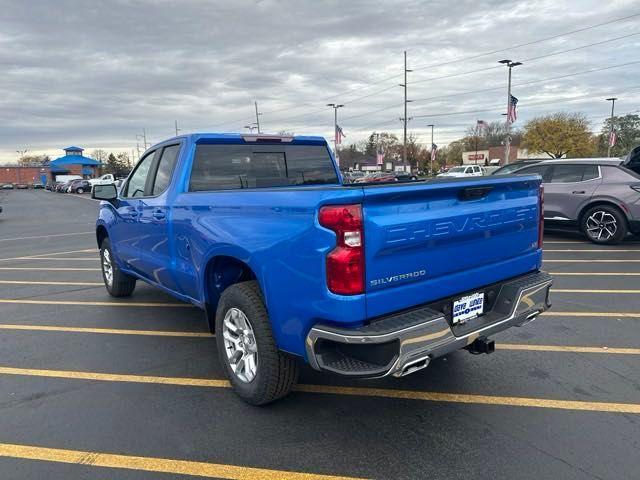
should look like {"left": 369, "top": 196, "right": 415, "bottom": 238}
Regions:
{"left": 572, "top": 190, "right": 586, "bottom": 194}
{"left": 125, "top": 207, "right": 139, "bottom": 217}
{"left": 152, "top": 209, "right": 166, "bottom": 220}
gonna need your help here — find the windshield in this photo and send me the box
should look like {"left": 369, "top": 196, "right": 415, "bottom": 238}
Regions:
{"left": 448, "top": 166, "right": 466, "bottom": 173}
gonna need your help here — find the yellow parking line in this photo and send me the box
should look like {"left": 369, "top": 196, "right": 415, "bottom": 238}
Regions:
{"left": 0, "top": 366, "right": 639, "bottom": 414}
{"left": 0, "top": 280, "right": 103, "bottom": 286}
{"left": 0, "top": 231, "right": 94, "bottom": 242}
{"left": 0, "top": 443, "right": 359, "bottom": 480}
{"left": 545, "top": 249, "right": 640, "bottom": 252}
{"left": 0, "top": 299, "right": 194, "bottom": 308}
{"left": 544, "top": 259, "right": 640, "bottom": 263}
{"left": 498, "top": 344, "right": 640, "bottom": 355}
{"left": 0, "top": 248, "right": 96, "bottom": 262}
{"left": 553, "top": 272, "right": 640, "bottom": 276}
{"left": 0, "top": 267, "right": 100, "bottom": 271}
{"left": 13, "top": 257, "right": 97, "bottom": 261}
{"left": 542, "top": 311, "right": 640, "bottom": 318}
{"left": 552, "top": 288, "right": 640, "bottom": 294}
{"left": 0, "top": 324, "right": 212, "bottom": 337}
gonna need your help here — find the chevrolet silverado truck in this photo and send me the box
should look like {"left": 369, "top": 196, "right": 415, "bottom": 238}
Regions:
{"left": 92, "top": 133, "right": 552, "bottom": 405}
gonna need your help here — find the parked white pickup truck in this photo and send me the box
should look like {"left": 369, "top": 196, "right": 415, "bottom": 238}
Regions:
{"left": 88, "top": 174, "right": 115, "bottom": 186}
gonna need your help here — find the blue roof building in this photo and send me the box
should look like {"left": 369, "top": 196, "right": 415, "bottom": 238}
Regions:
{"left": 50, "top": 146, "right": 101, "bottom": 178}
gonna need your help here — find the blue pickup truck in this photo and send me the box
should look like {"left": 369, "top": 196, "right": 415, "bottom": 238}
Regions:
{"left": 93, "top": 133, "right": 552, "bottom": 405}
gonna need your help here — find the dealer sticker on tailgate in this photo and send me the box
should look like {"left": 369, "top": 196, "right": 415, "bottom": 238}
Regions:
{"left": 452, "top": 292, "right": 484, "bottom": 324}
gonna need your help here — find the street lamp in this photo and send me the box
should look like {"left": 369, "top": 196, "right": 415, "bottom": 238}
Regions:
{"left": 327, "top": 103, "right": 344, "bottom": 166}
{"left": 606, "top": 97, "right": 617, "bottom": 157}
{"left": 499, "top": 59, "right": 522, "bottom": 164}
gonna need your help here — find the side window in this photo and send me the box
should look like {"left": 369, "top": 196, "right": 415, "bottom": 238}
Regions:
{"left": 581, "top": 165, "right": 600, "bottom": 181}
{"left": 465, "top": 167, "right": 472, "bottom": 174}
{"left": 549, "top": 165, "right": 589, "bottom": 183}
{"left": 151, "top": 144, "right": 180, "bottom": 195}
{"left": 124, "top": 151, "right": 156, "bottom": 198}
{"left": 518, "top": 165, "right": 552, "bottom": 182}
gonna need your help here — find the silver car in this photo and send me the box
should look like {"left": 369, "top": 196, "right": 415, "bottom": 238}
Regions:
{"left": 506, "top": 157, "right": 640, "bottom": 244}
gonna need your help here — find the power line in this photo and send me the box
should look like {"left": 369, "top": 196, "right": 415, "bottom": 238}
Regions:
{"left": 409, "top": 12, "right": 640, "bottom": 71}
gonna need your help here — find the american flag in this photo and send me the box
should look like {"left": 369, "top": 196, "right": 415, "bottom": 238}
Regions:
{"left": 507, "top": 95, "right": 518, "bottom": 123}
{"left": 609, "top": 129, "right": 617, "bottom": 148}
{"left": 336, "top": 125, "right": 345, "bottom": 145}
{"left": 376, "top": 148, "right": 385, "bottom": 165}
{"left": 430, "top": 143, "right": 438, "bottom": 162}
{"left": 477, "top": 119, "right": 488, "bottom": 131}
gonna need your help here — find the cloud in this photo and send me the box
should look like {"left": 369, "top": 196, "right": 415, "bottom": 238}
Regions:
{"left": 0, "top": 0, "right": 638, "bottom": 162}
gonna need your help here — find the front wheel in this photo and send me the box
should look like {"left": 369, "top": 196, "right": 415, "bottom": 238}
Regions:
{"left": 215, "top": 281, "right": 299, "bottom": 405}
{"left": 77, "top": 188, "right": 84, "bottom": 194}
{"left": 100, "top": 238, "right": 136, "bottom": 297}
{"left": 581, "top": 205, "right": 627, "bottom": 244}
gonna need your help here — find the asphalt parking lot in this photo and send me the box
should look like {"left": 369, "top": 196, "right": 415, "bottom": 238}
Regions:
{"left": 1, "top": 189, "right": 639, "bottom": 479}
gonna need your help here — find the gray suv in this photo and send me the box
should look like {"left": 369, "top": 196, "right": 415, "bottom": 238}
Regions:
{"left": 507, "top": 158, "right": 640, "bottom": 244}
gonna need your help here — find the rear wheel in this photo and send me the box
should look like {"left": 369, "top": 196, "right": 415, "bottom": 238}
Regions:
{"left": 77, "top": 187, "right": 84, "bottom": 194}
{"left": 581, "top": 205, "right": 627, "bottom": 244}
{"left": 100, "top": 238, "right": 136, "bottom": 297}
{"left": 215, "top": 281, "right": 299, "bottom": 405}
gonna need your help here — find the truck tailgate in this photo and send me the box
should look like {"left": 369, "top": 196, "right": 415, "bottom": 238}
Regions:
{"left": 362, "top": 175, "right": 542, "bottom": 318}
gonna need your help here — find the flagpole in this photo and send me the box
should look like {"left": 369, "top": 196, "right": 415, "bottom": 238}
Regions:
{"left": 606, "top": 97, "right": 617, "bottom": 157}
{"left": 427, "top": 124, "right": 434, "bottom": 175}
{"left": 499, "top": 60, "right": 522, "bottom": 165}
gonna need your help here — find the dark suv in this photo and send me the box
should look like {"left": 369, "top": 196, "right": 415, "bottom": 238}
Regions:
{"left": 507, "top": 157, "right": 640, "bottom": 244}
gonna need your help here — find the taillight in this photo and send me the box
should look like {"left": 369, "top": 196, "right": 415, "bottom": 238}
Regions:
{"left": 319, "top": 204, "right": 365, "bottom": 295}
{"left": 538, "top": 185, "right": 544, "bottom": 249}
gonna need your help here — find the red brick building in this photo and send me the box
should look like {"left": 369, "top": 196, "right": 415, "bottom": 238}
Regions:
{"left": 0, "top": 146, "right": 101, "bottom": 185}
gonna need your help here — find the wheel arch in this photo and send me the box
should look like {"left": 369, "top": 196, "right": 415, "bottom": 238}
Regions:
{"left": 96, "top": 224, "right": 109, "bottom": 248}
{"left": 202, "top": 255, "right": 260, "bottom": 333}
{"left": 577, "top": 200, "right": 630, "bottom": 227}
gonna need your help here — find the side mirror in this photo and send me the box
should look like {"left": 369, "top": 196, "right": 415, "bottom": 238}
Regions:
{"left": 92, "top": 183, "right": 118, "bottom": 201}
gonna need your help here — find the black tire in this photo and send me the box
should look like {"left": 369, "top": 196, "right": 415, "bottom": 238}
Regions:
{"left": 581, "top": 205, "right": 627, "bottom": 245}
{"left": 77, "top": 188, "right": 84, "bottom": 194}
{"left": 215, "top": 281, "right": 299, "bottom": 405}
{"left": 100, "top": 237, "right": 136, "bottom": 297}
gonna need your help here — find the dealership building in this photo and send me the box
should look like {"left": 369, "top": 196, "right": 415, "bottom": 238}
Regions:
{"left": 0, "top": 146, "right": 101, "bottom": 185}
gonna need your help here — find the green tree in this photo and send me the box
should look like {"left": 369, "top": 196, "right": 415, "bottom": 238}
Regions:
{"left": 104, "top": 153, "right": 130, "bottom": 178}
{"left": 523, "top": 113, "right": 595, "bottom": 158}
{"left": 596, "top": 114, "right": 640, "bottom": 157}
{"left": 445, "top": 140, "right": 465, "bottom": 166}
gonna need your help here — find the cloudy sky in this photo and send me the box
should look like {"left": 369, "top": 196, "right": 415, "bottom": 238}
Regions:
{"left": 0, "top": 0, "right": 638, "bottom": 163}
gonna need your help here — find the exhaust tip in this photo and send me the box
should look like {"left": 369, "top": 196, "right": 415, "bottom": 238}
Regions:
{"left": 399, "top": 356, "right": 430, "bottom": 376}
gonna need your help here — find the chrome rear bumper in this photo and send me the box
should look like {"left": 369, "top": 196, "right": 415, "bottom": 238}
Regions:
{"left": 305, "top": 271, "right": 553, "bottom": 378}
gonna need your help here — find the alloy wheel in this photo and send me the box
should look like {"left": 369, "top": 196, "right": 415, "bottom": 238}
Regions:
{"left": 102, "top": 248, "right": 114, "bottom": 287}
{"left": 222, "top": 307, "right": 258, "bottom": 383}
{"left": 586, "top": 210, "right": 617, "bottom": 241}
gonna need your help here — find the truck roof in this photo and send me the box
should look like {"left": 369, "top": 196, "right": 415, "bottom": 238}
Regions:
{"left": 150, "top": 133, "right": 327, "bottom": 150}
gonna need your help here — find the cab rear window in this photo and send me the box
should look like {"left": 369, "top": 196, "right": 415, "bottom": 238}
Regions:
{"left": 189, "top": 144, "right": 338, "bottom": 191}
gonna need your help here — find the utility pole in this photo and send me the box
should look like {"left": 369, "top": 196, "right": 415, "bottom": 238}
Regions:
{"left": 326, "top": 103, "right": 344, "bottom": 167}
{"left": 143, "top": 129, "right": 148, "bottom": 150}
{"left": 499, "top": 59, "right": 522, "bottom": 165}
{"left": 398, "top": 51, "right": 413, "bottom": 166}
{"left": 427, "top": 124, "right": 434, "bottom": 175}
{"left": 174, "top": 120, "right": 181, "bottom": 137}
{"left": 606, "top": 97, "right": 617, "bottom": 157}
{"left": 243, "top": 125, "right": 258, "bottom": 133}
{"left": 254, "top": 101, "right": 262, "bottom": 134}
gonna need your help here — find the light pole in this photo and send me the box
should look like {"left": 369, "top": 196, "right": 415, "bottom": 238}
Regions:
{"left": 427, "top": 124, "right": 434, "bottom": 175}
{"left": 499, "top": 59, "right": 522, "bottom": 164}
{"left": 606, "top": 97, "right": 617, "bottom": 157}
{"left": 327, "top": 103, "right": 344, "bottom": 166}
{"left": 398, "top": 51, "right": 413, "bottom": 166}
{"left": 254, "top": 101, "right": 262, "bottom": 134}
